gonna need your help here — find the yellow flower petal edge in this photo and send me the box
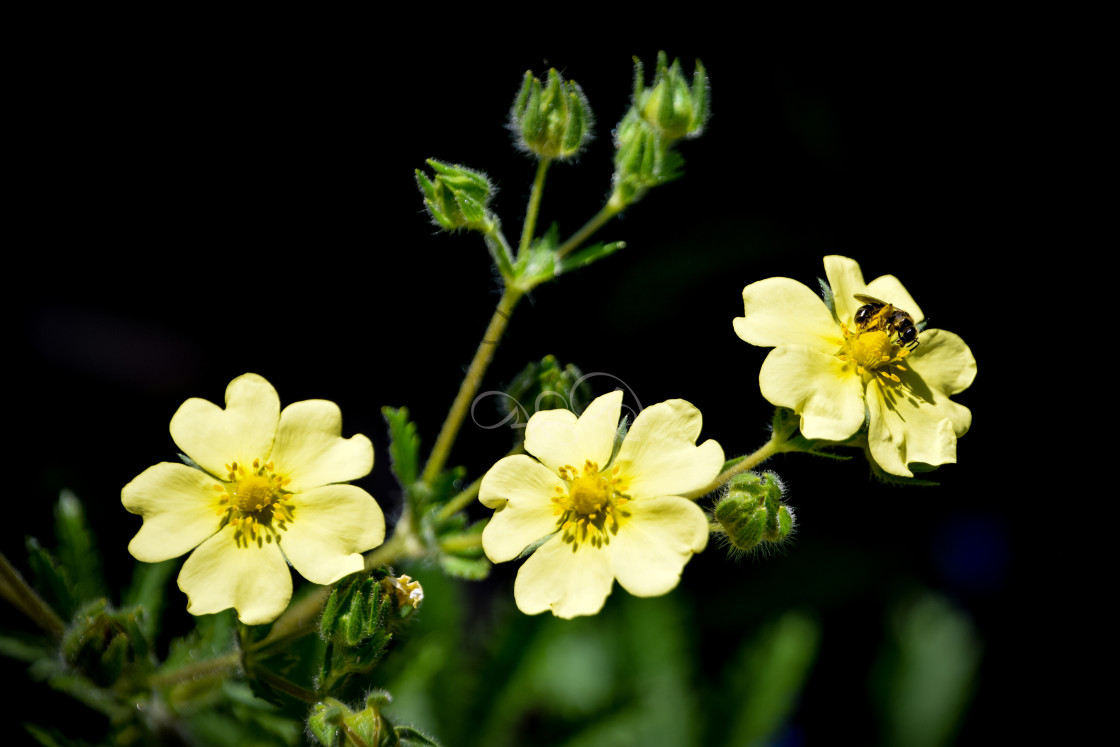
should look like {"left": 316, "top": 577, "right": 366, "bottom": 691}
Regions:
{"left": 122, "top": 373, "right": 385, "bottom": 624}
{"left": 734, "top": 255, "right": 976, "bottom": 477}
{"left": 479, "top": 390, "right": 723, "bottom": 618}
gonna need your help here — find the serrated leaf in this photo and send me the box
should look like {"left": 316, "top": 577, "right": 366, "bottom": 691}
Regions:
{"left": 54, "top": 491, "right": 106, "bottom": 609}
{"left": 382, "top": 407, "right": 421, "bottom": 488}
{"left": 25, "top": 537, "right": 73, "bottom": 619}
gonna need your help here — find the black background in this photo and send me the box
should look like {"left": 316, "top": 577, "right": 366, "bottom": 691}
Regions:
{"left": 5, "top": 16, "right": 1081, "bottom": 744}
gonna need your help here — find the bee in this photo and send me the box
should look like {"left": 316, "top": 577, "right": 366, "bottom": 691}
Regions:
{"left": 853, "top": 294, "right": 920, "bottom": 350}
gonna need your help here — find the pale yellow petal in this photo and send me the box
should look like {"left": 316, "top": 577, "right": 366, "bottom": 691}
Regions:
{"left": 758, "top": 346, "right": 866, "bottom": 441}
{"left": 169, "top": 373, "right": 280, "bottom": 478}
{"left": 609, "top": 496, "right": 707, "bottom": 597}
{"left": 177, "top": 525, "right": 292, "bottom": 625}
{"left": 524, "top": 390, "right": 621, "bottom": 473}
{"left": 613, "top": 399, "right": 725, "bottom": 500}
{"left": 479, "top": 456, "right": 565, "bottom": 562}
{"left": 866, "top": 381, "right": 961, "bottom": 477}
{"left": 824, "top": 255, "right": 869, "bottom": 324}
{"left": 734, "top": 277, "right": 841, "bottom": 351}
{"left": 513, "top": 537, "right": 615, "bottom": 618}
{"left": 280, "top": 485, "right": 385, "bottom": 585}
{"left": 864, "top": 274, "right": 924, "bottom": 326}
{"left": 908, "top": 329, "right": 976, "bottom": 396}
{"left": 270, "top": 399, "right": 374, "bottom": 491}
{"left": 122, "top": 462, "right": 226, "bottom": 562}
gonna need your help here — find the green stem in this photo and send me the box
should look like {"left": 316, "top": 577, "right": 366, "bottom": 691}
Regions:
{"left": 364, "top": 507, "right": 426, "bottom": 570}
{"left": 251, "top": 666, "right": 320, "bottom": 704}
{"left": 484, "top": 224, "right": 517, "bottom": 279}
{"left": 555, "top": 198, "right": 623, "bottom": 260}
{"left": 699, "top": 416, "right": 800, "bottom": 495}
{"left": 0, "top": 550, "right": 65, "bottom": 640}
{"left": 421, "top": 287, "right": 523, "bottom": 484}
{"left": 436, "top": 442, "right": 522, "bottom": 522}
{"left": 251, "top": 586, "right": 330, "bottom": 654}
{"left": 519, "top": 158, "right": 552, "bottom": 259}
{"left": 147, "top": 651, "right": 242, "bottom": 689}
{"left": 437, "top": 475, "right": 483, "bottom": 523}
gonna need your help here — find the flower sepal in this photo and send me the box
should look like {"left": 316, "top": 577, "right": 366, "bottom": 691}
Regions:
{"left": 317, "top": 570, "right": 424, "bottom": 693}
{"left": 415, "top": 159, "right": 496, "bottom": 233}
{"left": 307, "top": 691, "right": 441, "bottom": 747}
{"left": 61, "top": 598, "right": 153, "bottom": 689}
{"left": 713, "top": 471, "right": 795, "bottom": 555}
{"left": 634, "top": 51, "right": 709, "bottom": 142}
{"left": 510, "top": 68, "right": 593, "bottom": 161}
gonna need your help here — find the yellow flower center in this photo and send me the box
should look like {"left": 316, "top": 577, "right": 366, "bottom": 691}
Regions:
{"left": 212, "top": 459, "right": 294, "bottom": 549}
{"left": 551, "top": 460, "right": 632, "bottom": 550}
{"left": 839, "top": 324, "right": 911, "bottom": 388}
{"left": 849, "top": 329, "right": 892, "bottom": 370}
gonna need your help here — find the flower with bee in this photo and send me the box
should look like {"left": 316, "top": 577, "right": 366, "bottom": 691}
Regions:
{"left": 733, "top": 255, "right": 975, "bottom": 477}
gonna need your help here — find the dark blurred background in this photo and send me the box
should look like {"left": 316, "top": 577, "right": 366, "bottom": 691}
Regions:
{"left": 5, "top": 18, "right": 1075, "bottom": 745}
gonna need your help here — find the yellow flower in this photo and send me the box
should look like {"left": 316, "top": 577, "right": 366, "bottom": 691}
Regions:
{"left": 733, "top": 255, "right": 976, "bottom": 477}
{"left": 479, "top": 390, "right": 724, "bottom": 618}
{"left": 122, "top": 374, "right": 385, "bottom": 625}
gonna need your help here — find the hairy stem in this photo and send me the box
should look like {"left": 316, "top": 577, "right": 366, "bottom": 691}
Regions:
{"left": 421, "top": 288, "right": 523, "bottom": 484}
{"left": 147, "top": 651, "right": 242, "bottom": 689}
{"left": 0, "top": 551, "right": 65, "bottom": 640}
{"left": 519, "top": 158, "right": 552, "bottom": 258}
{"left": 554, "top": 200, "right": 622, "bottom": 260}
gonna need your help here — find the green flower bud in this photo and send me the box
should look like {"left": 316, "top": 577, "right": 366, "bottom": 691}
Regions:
{"left": 415, "top": 158, "right": 495, "bottom": 233}
{"left": 634, "top": 51, "right": 709, "bottom": 142}
{"left": 308, "top": 692, "right": 419, "bottom": 747}
{"left": 510, "top": 69, "right": 593, "bottom": 160}
{"left": 502, "top": 355, "right": 592, "bottom": 428}
{"left": 61, "top": 599, "right": 149, "bottom": 687}
{"left": 714, "top": 471, "right": 796, "bottom": 554}
{"left": 610, "top": 110, "right": 683, "bottom": 207}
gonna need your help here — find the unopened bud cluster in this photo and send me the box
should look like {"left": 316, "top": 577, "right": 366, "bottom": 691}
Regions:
{"left": 415, "top": 159, "right": 495, "bottom": 233}
{"left": 612, "top": 52, "right": 709, "bottom": 207}
{"left": 510, "top": 69, "right": 592, "bottom": 160}
{"left": 714, "top": 471, "right": 795, "bottom": 554}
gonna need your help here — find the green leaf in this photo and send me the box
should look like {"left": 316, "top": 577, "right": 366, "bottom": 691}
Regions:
{"left": 873, "top": 591, "right": 981, "bottom": 747}
{"left": 122, "top": 558, "right": 176, "bottom": 643}
{"left": 722, "top": 610, "right": 821, "bottom": 746}
{"left": 383, "top": 407, "right": 421, "bottom": 488}
{"left": 555, "top": 241, "right": 626, "bottom": 275}
{"left": 397, "top": 725, "right": 443, "bottom": 747}
{"left": 53, "top": 491, "right": 107, "bottom": 609}
{"left": 0, "top": 632, "right": 52, "bottom": 662}
{"left": 437, "top": 554, "right": 491, "bottom": 581}
{"left": 25, "top": 537, "right": 73, "bottom": 619}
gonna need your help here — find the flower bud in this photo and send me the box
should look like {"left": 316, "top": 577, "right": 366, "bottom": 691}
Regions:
{"left": 714, "top": 471, "right": 795, "bottom": 554}
{"left": 308, "top": 692, "right": 395, "bottom": 747}
{"left": 634, "top": 51, "right": 709, "bottom": 142}
{"left": 61, "top": 599, "right": 148, "bottom": 687}
{"left": 510, "top": 69, "right": 592, "bottom": 160}
{"left": 610, "top": 110, "right": 683, "bottom": 207}
{"left": 415, "top": 158, "right": 495, "bottom": 233}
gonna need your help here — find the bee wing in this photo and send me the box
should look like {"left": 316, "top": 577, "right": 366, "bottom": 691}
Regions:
{"left": 853, "top": 293, "right": 886, "bottom": 306}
